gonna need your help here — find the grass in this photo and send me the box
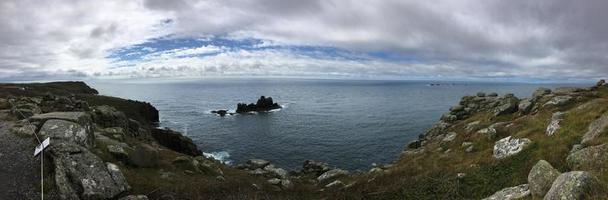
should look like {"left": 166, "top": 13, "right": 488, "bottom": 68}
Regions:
{"left": 336, "top": 87, "right": 608, "bottom": 199}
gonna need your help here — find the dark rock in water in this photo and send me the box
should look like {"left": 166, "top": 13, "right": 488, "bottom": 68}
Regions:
{"left": 151, "top": 128, "right": 202, "bottom": 156}
{"left": 211, "top": 109, "right": 228, "bottom": 116}
{"left": 236, "top": 96, "right": 281, "bottom": 113}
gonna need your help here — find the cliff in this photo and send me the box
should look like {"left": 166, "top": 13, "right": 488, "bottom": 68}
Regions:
{"left": 2, "top": 81, "right": 608, "bottom": 199}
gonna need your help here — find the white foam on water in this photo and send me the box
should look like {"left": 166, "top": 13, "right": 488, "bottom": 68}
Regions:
{"left": 203, "top": 151, "right": 233, "bottom": 165}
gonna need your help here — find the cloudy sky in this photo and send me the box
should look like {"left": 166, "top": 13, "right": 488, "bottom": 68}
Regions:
{"left": 1, "top": 0, "right": 607, "bottom": 82}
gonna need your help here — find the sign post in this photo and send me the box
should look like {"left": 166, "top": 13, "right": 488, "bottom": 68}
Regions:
{"left": 34, "top": 137, "right": 50, "bottom": 200}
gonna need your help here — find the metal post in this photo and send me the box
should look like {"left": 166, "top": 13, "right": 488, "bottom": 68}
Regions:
{"left": 41, "top": 150, "right": 43, "bottom": 200}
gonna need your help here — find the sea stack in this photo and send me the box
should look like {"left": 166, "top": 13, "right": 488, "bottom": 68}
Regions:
{"left": 236, "top": 96, "right": 281, "bottom": 113}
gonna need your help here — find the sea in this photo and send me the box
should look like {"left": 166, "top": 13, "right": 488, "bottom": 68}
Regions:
{"left": 88, "top": 78, "right": 588, "bottom": 171}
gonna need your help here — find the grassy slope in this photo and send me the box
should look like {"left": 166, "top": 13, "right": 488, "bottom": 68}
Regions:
{"left": 337, "top": 87, "right": 608, "bottom": 199}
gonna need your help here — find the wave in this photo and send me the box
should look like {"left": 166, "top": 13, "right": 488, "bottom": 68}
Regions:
{"left": 203, "top": 151, "right": 232, "bottom": 165}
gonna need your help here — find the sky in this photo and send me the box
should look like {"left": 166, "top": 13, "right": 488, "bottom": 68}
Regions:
{"left": 1, "top": 0, "right": 608, "bottom": 82}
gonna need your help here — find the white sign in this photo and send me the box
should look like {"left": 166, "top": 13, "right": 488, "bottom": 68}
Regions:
{"left": 34, "top": 138, "right": 50, "bottom": 156}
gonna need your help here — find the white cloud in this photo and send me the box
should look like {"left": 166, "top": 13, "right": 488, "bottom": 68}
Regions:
{"left": 1, "top": 0, "right": 608, "bottom": 81}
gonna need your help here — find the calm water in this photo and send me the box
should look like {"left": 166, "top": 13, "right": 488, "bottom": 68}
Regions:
{"left": 88, "top": 78, "right": 585, "bottom": 171}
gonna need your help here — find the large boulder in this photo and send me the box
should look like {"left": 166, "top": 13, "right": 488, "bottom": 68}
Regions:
{"left": 151, "top": 128, "right": 201, "bottom": 156}
{"left": 543, "top": 95, "right": 573, "bottom": 107}
{"left": 518, "top": 98, "right": 534, "bottom": 114}
{"left": 92, "top": 105, "right": 129, "bottom": 130}
{"left": 493, "top": 136, "right": 531, "bottom": 159}
{"left": 581, "top": 115, "right": 608, "bottom": 146}
{"left": 493, "top": 94, "right": 519, "bottom": 116}
{"left": 544, "top": 171, "right": 602, "bottom": 200}
{"left": 483, "top": 184, "right": 530, "bottom": 200}
{"left": 128, "top": 144, "right": 160, "bottom": 167}
{"left": 566, "top": 144, "right": 608, "bottom": 171}
{"left": 532, "top": 88, "right": 551, "bottom": 100}
{"left": 546, "top": 112, "right": 565, "bottom": 136}
{"left": 528, "top": 160, "right": 560, "bottom": 197}
{"left": 38, "top": 119, "right": 95, "bottom": 148}
{"left": 49, "top": 142, "right": 130, "bottom": 199}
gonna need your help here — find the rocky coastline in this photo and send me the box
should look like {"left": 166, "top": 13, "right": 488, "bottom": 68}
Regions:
{"left": 2, "top": 80, "right": 608, "bottom": 199}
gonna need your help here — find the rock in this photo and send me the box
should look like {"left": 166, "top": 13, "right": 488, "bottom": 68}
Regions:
{"left": 128, "top": 144, "right": 159, "bottom": 167}
{"left": 370, "top": 167, "right": 384, "bottom": 173}
{"left": 566, "top": 144, "right": 608, "bottom": 171}
{"left": 151, "top": 128, "right": 201, "bottom": 156}
{"left": 544, "top": 171, "right": 602, "bottom": 200}
{"left": 211, "top": 110, "right": 228, "bottom": 116}
{"left": 581, "top": 115, "right": 608, "bottom": 146}
{"left": 49, "top": 142, "right": 130, "bottom": 199}
{"left": 493, "top": 136, "right": 531, "bottom": 159}
{"left": 325, "top": 180, "right": 345, "bottom": 188}
{"left": 465, "top": 145, "right": 475, "bottom": 153}
{"left": 247, "top": 159, "right": 270, "bottom": 169}
{"left": 317, "top": 169, "right": 348, "bottom": 182}
{"left": 596, "top": 79, "right": 606, "bottom": 87}
{"left": 488, "top": 92, "right": 498, "bottom": 97}
{"left": 554, "top": 87, "right": 582, "bottom": 95}
{"left": 477, "top": 127, "right": 497, "bottom": 139}
{"left": 461, "top": 142, "right": 473, "bottom": 148}
{"left": 543, "top": 95, "right": 573, "bottom": 107}
{"left": 450, "top": 105, "right": 465, "bottom": 112}
{"left": 119, "top": 195, "right": 149, "bottom": 200}
{"left": 532, "top": 88, "right": 552, "bottom": 99}
{"left": 107, "top": 144, "right": 128, "bottom": 161}
{"left": 236, "top": 96, "right": 281, "bottom": 113}
{"left": 465, "top": 121, "right": 482, "bottom": 133}
{"left": 528, "top": 160, "right": 560, "bottom": 197}
{"left": 546, "top": 112, "right": 565, "bottom": 136}
{"left": 442, "top": 132, "right": 457, "bottom": 142}
{"left": 38, "top": 119, "right": 95, "bottom": 148}
{"left": 518, "top": 98, "right": 533, "bottom": 114}
{"left": 92, "top": 105, "right": 129, "bottom": 130}
{"left": 494, "top": 95, "right": 519, "bottom": 116}
{"left": 10, "top": 123, "right": 36, "bottom": 136}
{"left": 267, "top": 178, "right": 281, "bottom": 185}
{"left": 280, "top": 179, "right": 293, "bottom": 189}
{"left": 30, "top": 111, "right": 92, "bottom": 126}
{"left": 457, "top": 173, "right": 466, "bottom": 179}
{"left": 570, "top": 144, "right": 583, "bottom": 153}
{"left": 407, "top": 140, "right": 421, "bottom": 149}
{"left": 477, "top": 92, "right": 486, "bottom": 97}
{"left": 264, "top": 164, "right": 288, "bottom": 179}
{"left": 483, "top": 184, "right": 530, "bottom": 200}
{"left": 302, "top": 160, "right": 331, "bottom": 175}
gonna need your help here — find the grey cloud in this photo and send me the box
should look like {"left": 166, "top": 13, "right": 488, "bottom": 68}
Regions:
{"left": 2, "top": 0, "right": 608, "bottom": 81}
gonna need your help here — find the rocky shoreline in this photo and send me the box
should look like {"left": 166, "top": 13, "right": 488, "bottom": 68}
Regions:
{"left": 2, "top": 80, "right": 608, "bottom": 199}
{"left": 0, "top": 82, "right": 352, "bottom": 199}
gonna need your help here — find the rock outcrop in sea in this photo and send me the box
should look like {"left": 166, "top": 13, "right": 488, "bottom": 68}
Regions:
{"left": 236, "top": 96, "right": 281, "bottom": 113}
